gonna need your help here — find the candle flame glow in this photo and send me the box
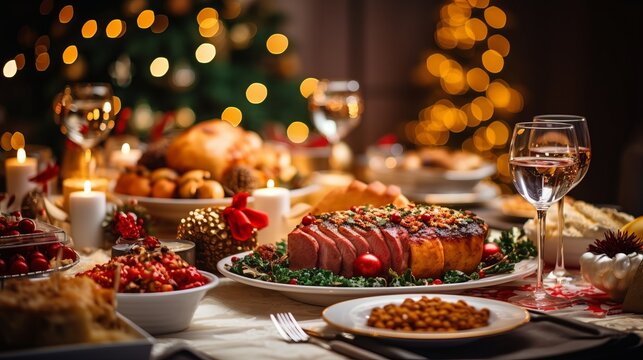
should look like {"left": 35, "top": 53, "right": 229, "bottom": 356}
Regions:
{"left": 16, "top": 148, "right": 26, "bottom": 163}
{"left": 267, "top": 179, "right": 275, "bottom": 188}
{"left": 83, "top": 180, "right": 92, "bottom": 192}
{"left": 121, "top": 142, "right": 130, "bottom": 154}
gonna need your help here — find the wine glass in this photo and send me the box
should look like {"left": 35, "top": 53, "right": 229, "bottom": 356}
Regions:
{"left": 534, "top": 115, "right": 591, "bottom": 283}
{"left": 309, "top": 79, "right": 363, "bottom": 170}
{"left": 53, "top": 83, "right": 115, "bottom": 178}
{"left": 509, "top": 122, "right": 579, "bottom": 309}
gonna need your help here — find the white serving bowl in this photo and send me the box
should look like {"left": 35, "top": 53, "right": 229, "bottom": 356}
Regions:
{"left": 116, "top": 271, "right": 219, "bottom": 335}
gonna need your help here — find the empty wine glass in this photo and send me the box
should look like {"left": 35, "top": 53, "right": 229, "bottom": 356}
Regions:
{"left": 534, "top": 115, "right": 591, "bottom": 283}
{"left": 509, "top": 122, "right": 579, "bottom": 309}
{"left": 309, "top": 79, "right": 363, "bottom": 170}
{"left": 53, "top": 83, "right": 115, "bottom": 178}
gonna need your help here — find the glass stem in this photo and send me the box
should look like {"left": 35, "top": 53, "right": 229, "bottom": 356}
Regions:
{"left": 553, "top": 198, "right": 566, "bottom": 277}
{"left": 535, "top": 208, "right": 548, "bottom": 296}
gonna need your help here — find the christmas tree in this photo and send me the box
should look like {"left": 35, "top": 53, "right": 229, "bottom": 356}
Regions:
{"left": 3, "top": 0, "right": 309, "bottom": 138}
{"left": 410, "top": 0, "right": 523, "bottom": 189}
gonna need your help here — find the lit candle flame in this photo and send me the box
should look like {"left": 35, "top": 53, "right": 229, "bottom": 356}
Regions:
{"left": 16, "top": 148, "right": 26, "bottom": 164}
{"left": 121, "top": 142, "right": 130, "bottom": 154}
{"left": 267, "top": 179, "right": 275, "bottom": 188}
{"left": 83, "top": 180, "right": 92, "bottom": 193}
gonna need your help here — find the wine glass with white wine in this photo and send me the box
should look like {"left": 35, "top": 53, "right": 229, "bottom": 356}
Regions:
{"left": 509, "top": 122, "right": 579, "bottom": 309}
{"left": 534, "top": 115, "right": 591, "bottom": 284}
{"left": 53, "top": 83, "right": 115, "bottom": 178}
{"left": 309, "top": 79, "right": 363, "bottom": 170}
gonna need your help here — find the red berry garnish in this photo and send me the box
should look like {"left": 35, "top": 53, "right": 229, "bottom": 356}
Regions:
{"left": 432, "top": 279, "right": 443, "bottom": 285}
{"left": 478, "top": 270, "right": 486, "bottom": 279}
{"left": 353, "top": 253, "right": 383, "bottom": 277}
{"left": 47, "top": 243, "right": 63, "bottom": 258}
{"left": 18, "top": 219, "right": 36, "bottom": 234}
{"left": 420, "top": 213, "right": 432, "bottom": 222}
{"left": 10, "top": 254, "right": 26, "bottom": 264}
{"left": 288, "top": 278, "right": 298, "bottom": 285}
{"left": 61, "top": 246, "right": 76, "bottom": 261}
{"left": 231, "top": 256, "right": 239, "bottom": 263}
{"left": 9, "top": 260, "right": 29, "bottom": 275}
{"left": 390, "top": 213, "right": 402, "bottom": 223}
{"left": 482, "top": 243, "right": 501, "bottom": 262}
{"left": 29, "top": 251, "right": 46, "bottom": 262}
{"left": 30, "top": 257, "right": 50, "bottom": 272}
{"left": 301, "top": 215, "right": 315, "bottom": 226}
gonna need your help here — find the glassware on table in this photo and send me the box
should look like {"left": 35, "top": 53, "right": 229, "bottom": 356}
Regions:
{"left": 534, "top": 115, "right": 591, "bottom": 283}
{"left": 309, "top": 79, "right": 363, "bottom": 170}
{"left": 508, "top": 122, "right": 579, "bottom": 309}
{"left": 53, "top": 83, "right": 115, "bottom": 178}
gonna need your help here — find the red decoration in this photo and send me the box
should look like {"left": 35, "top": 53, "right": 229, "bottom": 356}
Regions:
{"left": 353, "top": 253, "right": 383, "bottom": 277}
{"left": 223, "top": 192, "right": 269, "bottom": 241}
{"left": 377, "top": 133, "right": 398, "bottom": 146}
{"left": 114, "top": 211, "right": 145, "bottom": 240}
{"left": 28, "top": 163, "right": 59, "bottom": 193}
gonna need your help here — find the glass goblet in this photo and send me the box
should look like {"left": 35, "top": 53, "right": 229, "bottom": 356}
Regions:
{"left": 53, "top": 83, "right": 115, "bottom": 178}
{"left": 509, "top": 122, "right": 579, "bottom": 309}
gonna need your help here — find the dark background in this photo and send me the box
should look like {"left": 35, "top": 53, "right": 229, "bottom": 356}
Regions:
{"left": 1, "top": 0, "right": 642, "bottom": 213}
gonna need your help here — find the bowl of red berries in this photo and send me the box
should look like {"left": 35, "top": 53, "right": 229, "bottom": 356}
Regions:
{"left": 78, "top": 246, "right": 219, "bottom": 335}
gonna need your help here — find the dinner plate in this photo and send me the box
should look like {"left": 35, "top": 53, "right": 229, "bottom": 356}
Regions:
{"left": 322, "top": 294, "right": 529, "bottom": 341}
{"left": 114, "top": 183, "right": 320, "bottom": 221}
{"left": 217, "top": 253, "right": 537, "bottom": 306}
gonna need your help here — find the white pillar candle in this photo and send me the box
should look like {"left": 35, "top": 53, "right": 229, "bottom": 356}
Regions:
{"left": 5, "top": 148, "right": 37, "bottom": 208}
{"left": 70, "top": 180, "right": 106, "bottom": 249}
{"left": 252, "top": 179, "right": 290, "bottom": 245}
{"left": 109, "top": 143, "right": 142, "bottom": 170}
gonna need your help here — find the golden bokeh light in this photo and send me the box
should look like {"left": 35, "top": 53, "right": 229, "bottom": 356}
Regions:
{"left": 299, "top": 77, "right": 319, "bottom": 98}
{"left": 473, "top": 127, "right": 493, "bottom": 151}
{"left": 472, "top": 96, "right": 494, "bottom": 120}
{"left": 151, "top": 15, "right": 169, "bottom": 33}
{"left": 81, "top": 20, "right": 97, "bottom": 38}
{"left": 486, "top": 81, "right": 511, "bottom": 108}
{"left": 464, "top": 18, "right": 488, "bottom": 41}
{"left": 245, "top": 83, "right": 268, "bottom": 104}
{"left": 35, "top": 53, "right": 50, "bottom": 71}
{"left": 62, "top": 45, "right": 78, "bottom": 64}
{"left": 444, "top": 3, "right": 471, "bottom": 26}
{"left": 59, "top": 5, "right": 73, "bottom": 24}
{"left": 199, "top": 22, "right": 220, "bottom": 37}
{"left": 3, "top": 60, "right": 17, "bottom": 78}
{"left": 466, "top": 67, "right": 489, "bottom": 92}
{"left": 197, "top": 7, "right": 219, "bottom": 26}
{"left": 221, "top": 106, "right": 243, "bottom": 127}
{"left": 443, "top": 108, "right": 468, "bottom": 133}
{"left": 496, "top": 153, "right": 510, "bottom": 176}
{"left": 149, "top": 57, "right": 169, "bottom": 77}
{"left": 487, "top": 120, "right": 509, "bottom": 146}
{"left": 266, "top": 33, "right": 289, "bottom": 55}
{"left": 506, "top": 88, "right": 524, "bottom": 113}
{"left": 195, "top": 43, "right": 216, "bottom": 63}
{"left": 426, "top": 53, "right": 447, "bottom": 77}
{"left": 487, "top": 34, "right": 510, "bottom": 57}
{"left": 14, "top": 54, "right": 25, "bottom": 70}
{"left": 435, "top": 26, "right": 458, "bottom": 49}
{"left": 286, "top": 121, "right": 309, "bottom": 143}
{"left": 441, "top": 68, "right": 467, "bottom": 95}
{"left": 10, "top": 132, "right": 25, "bottom": 150}
{"left": 223, "top": 0, "right": 242, "bottom": 19}
{"left": 438, "top": 59, "right": 461, "bottom": 78}
{"left": 106, "top": 19, "right": 126, "bottom": 38}
{"left": 461, "top": 103, "right": 482, "bottom": 127}
{"left": 137, "top": 10, "right": 155, "bottom": 29}
{"left": 176, "top": 107, "right": 196, "bottom": 128}
{"left": 481, "top": 49, "right": 504, "bottom": 73}
{"left": 467, "top": 0, "right": 490, "bottom": 9}
{"left": 1, "top": 132, "right": 11, "bottom": 151}
{"left": 113, "top": 96, "right": 122, "bottom": 115}
{"left": 484, "top": 6, "right": 507, "bottom": 29}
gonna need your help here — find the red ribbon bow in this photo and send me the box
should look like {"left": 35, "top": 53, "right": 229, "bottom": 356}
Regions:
{"left": 223, "top": 192, "right": 269, "bottom": 241}
{"left": 29, "top": 163, "right": 59, "bottom": 193}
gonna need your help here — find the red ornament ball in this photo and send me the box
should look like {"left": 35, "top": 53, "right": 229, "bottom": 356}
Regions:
{"left": 353, "top": 253, "right": 382, "bottom": 277}
{"left": 482, "top": 242, "right": 501, "bottom": 261}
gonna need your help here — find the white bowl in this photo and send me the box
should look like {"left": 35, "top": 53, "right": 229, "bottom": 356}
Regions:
{"left": 116, "top": 271, "right": 219, "bottom": 335}
{"left": 524, "top": 226, "right": 594, "bottom": 268}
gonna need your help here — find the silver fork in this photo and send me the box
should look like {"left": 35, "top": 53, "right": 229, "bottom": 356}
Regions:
{"left": 270, "top": 312, "right": 388, "bottom": 360}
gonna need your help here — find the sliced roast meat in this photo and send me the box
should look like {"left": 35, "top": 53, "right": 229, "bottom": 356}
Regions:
{"left": 301, "top": 225, "right": 342, "bottom": 274}
{"left": 287, "top": 229, "right": 319, "bottom": 270}
{"left": 317, "top": 223, "right": 358, "bottom": 278}
{"left": 361, "top": 226, "right": 391, "bottom": 274}
{"left": 380, "top": 226, "right": 410, "bottom": 275}
{"left": 337, "top": 225, "right": 370, "bottom": 255}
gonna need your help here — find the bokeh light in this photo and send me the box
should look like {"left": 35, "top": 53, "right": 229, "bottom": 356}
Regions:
{"left": 486, "top": 81, "right": 511, "bottom": 107}
{"left": 137, "top": 10, "right": 155, "bottom": 29}
{"left": 487, "top": 34, "right": 510, "bottom": 57}
{"left": 149, "top": 57, "right": 169, "bottom": 77}
{"left": 151, "top": 15, "right": 169, "bottom": 33}
{"left": 221, "top": 106, "right": 243, "bottom": 127}
{"left": 246, "top": 83, "right": 267, "bottom": 104}
{"left": 286, "top": 121, "right": 309, "bottom": 143}
{"left": 59, "top": 5, "right": 73, "bottom": 24}
{"left": 62, "top": 45, "right": 78, "bottom": 64}
{"left": 3, "top": 60, "right": 17, "bottom": 78}
{"left": 10, "top": 132, "right": 25, "bottom": 150}
{"left": 464, "top": 18, "right": 488, "bottom": 41}
{"left": 195, "top": 43, "right": 216, "bottom": 63}
{"left": 484, "top": 6, "right": 507, "bottom": 29}
{"left": 35, "top": 53, "right": 50, "bottom": 71}
{"left": 266, "top": 33, "right": 289, "bottom": 54}
{"left": 82, "top": 20, "right": 97, "bottom": 38}
{"left": 482, "top": 49, "right": 504, "bottom": 73}
{"left": 466, "top": 67, "right": 489, "bottom": 92}
{"left": 299, "top": 77, "right": 318, "bottom": 98}
{"left": 106, "top": 19, "right": 126, "bottom": 38}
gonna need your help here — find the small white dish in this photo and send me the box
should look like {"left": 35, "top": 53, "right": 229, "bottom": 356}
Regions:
{"left": 116, "top": 271, "right": 219, "bottom": 335}
{"left": 322, "top": 294, "right": 529, "bottom": 341}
